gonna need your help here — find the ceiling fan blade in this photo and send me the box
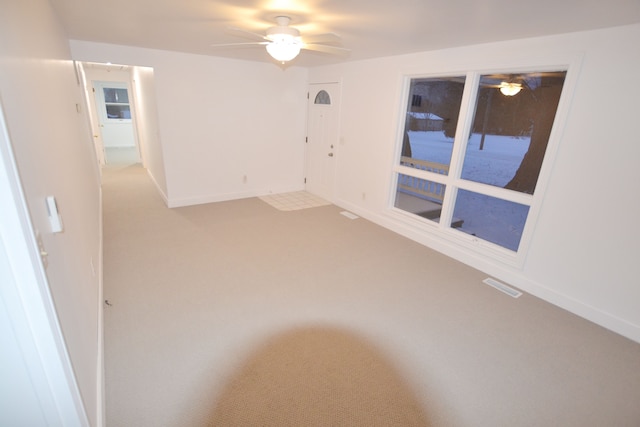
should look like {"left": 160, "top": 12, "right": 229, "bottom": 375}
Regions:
{"left": 301, "top": 32, "right": 342, "bottom": 44}
{"left": 227, "top": 26, "right": 268, "bottom": 42}
{"left": 302, "top": 44, "right": 351, "bottom": 56}
{"left": 210, "top": 42, "right": 268, "bottom": 49}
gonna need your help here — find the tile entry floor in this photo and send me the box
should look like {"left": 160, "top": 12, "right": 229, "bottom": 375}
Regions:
{"left": 259, "top": 191, "right": 331, "bottom": 211}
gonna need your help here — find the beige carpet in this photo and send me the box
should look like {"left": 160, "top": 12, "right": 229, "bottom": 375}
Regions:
{"left": 209, "top": 327, "right": 429, "bottom": 426}
{"left": 102, "top": 165, "right": 640, "bottom": 427}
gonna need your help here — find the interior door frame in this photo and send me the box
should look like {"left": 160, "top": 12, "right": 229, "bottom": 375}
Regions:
{"left": 93, "top": 80, "right": 141, "bottom": 162}
{"left": 305, "top": 81, "right": 341, "bottom": 202}
{"left": 0, "top": 97, "right": 89, "bottom": 426}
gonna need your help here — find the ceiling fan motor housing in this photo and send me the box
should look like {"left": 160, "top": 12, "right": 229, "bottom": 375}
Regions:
{"left": 266, "top": 27, "right": 300, "bottom": 40}
{"left": 210, "top": 14, "right": 347, "bottom": 62}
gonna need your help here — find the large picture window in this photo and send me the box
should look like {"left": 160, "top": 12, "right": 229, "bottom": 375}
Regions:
{"left": 393, "top": 70, "right": 567, "bottom": 254}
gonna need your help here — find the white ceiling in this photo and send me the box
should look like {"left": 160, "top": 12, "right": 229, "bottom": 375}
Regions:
{"left": 50, "top": 0, "right": 640, "bottom": 67}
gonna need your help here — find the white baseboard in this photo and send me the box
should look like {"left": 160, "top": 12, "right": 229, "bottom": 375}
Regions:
{"left": 167, "top": 186, "right": 305, "bottom": 208}
{"left": 145, "top": 169, "right": 169, "bottom": 207}
{"left": 96, "top": 190, "right": 105, "bottom": 427}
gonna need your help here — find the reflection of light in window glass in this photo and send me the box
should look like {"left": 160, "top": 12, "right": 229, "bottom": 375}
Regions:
{"left": 452, "top": 189, "right": 529, "bottom": 251}
{"left": 461, "top": 71, "right": 566, "bottom": 194}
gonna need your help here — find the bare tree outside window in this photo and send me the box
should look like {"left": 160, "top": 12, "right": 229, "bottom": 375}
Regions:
{"left": 394, "top": 70, "right": 567, "bottom": 252}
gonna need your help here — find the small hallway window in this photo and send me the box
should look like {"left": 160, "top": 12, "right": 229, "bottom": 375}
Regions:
{"left": 101, "top": 84, "right": 132, "bottom": 120}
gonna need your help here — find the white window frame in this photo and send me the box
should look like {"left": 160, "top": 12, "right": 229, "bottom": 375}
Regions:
{"left": 388, "top": 56, "right": 582, "bottom": 268}
{"left": 95, "top": 81, "right": 133, "bottom": 124}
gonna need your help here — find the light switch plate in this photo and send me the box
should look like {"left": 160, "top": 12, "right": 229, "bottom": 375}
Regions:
{"left": 46, "top": 196, "right": 63, "bottom": 233}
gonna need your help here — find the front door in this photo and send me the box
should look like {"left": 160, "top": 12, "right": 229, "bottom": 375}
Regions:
{"left": 305, "top": 83, "right": 341, "bottom": 201}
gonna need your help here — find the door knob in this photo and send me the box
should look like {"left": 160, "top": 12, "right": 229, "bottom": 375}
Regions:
{"left": 328, "top": 153, "right": 334, "bottom": 157}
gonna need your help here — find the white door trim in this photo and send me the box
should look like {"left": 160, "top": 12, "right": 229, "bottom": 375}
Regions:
{"left": 93, "top": 80, "right": 141, "bottom": 164}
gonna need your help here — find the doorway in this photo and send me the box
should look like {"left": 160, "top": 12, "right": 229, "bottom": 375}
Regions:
{"left": 93, "top": 81, "right": 140, "bottom": 165}
{"left": 305, "top": 83, "right": 341, "bottom": 202}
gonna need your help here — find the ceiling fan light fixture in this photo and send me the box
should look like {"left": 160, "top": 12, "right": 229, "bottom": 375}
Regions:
{"left": 499, "top": 82, "right": 523, "bottom": 96}
{"left": 265, "top": 34, "right": 302, "bottom": 62}
{"left": 213, "top": 15, "right": 346, "bottom": 64}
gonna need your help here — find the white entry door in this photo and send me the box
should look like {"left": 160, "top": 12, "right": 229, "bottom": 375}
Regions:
{"left": 305, "top": 83, "right": 341, "bottom": 201}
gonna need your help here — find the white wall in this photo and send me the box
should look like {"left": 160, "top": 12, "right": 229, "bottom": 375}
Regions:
{"left": 0, "top": 102, "right": 88, "bottom": 427}
{"left": 70, "top": 41, "right": 309, "bottom": 207}
{"left": 0, "top": 0, "right": 102, "bottom": 424}
{"left": 308, "top": 24, "right": 640, "bottom": 343}
{"left": 131, "top": 66, "right": 168, "bottom": 199}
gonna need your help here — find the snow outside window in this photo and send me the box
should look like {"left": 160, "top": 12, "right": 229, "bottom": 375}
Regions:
{"left": 393, "top": 71, "right": 567, "bottom": 253}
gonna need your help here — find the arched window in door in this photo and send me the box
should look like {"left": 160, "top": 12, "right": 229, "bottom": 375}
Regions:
{"left": 314, "top": 90, "right": 331, "bottom": 105}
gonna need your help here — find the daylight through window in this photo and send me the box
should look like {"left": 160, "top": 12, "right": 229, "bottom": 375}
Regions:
{"left": 103, "top": 87, "right": 131, "bottom": 120}
{"left": 393, "top": 70, "right": 567, "bottom": 253}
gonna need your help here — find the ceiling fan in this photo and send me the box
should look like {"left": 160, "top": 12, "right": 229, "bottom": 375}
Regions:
{"left": 211, "top": 15, "right": 350, "bottom": 63}
{"left": 481, "top": 72, "right": 567, "bottom": 96}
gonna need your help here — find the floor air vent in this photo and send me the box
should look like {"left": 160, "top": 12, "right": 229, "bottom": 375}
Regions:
{"left": 340, "top": 211, "right": 359, "bottom": 219}
{"left": 483, "top": 278, "right": 522, "bottom": 298}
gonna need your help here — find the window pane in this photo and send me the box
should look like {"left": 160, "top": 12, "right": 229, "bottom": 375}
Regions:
{"left": 103, "top": 87, "right": 129, "bottom": 104}
{"left": 400, "top": 77, "right": 466, "bottom": 174}
{"left": 106, "top": 104, "right": 131, "bottom": 119}
{"left": 314, "top": 90, "right": 331, "bottom": 105}
{"left": 394, "top": 174, "right": 448, "bottom": 224}
{"left": 452, "top": 189, "right": 530, "bottom": 251}
{"left": 461, "top": 71, "right": 566, "bottom": 194}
